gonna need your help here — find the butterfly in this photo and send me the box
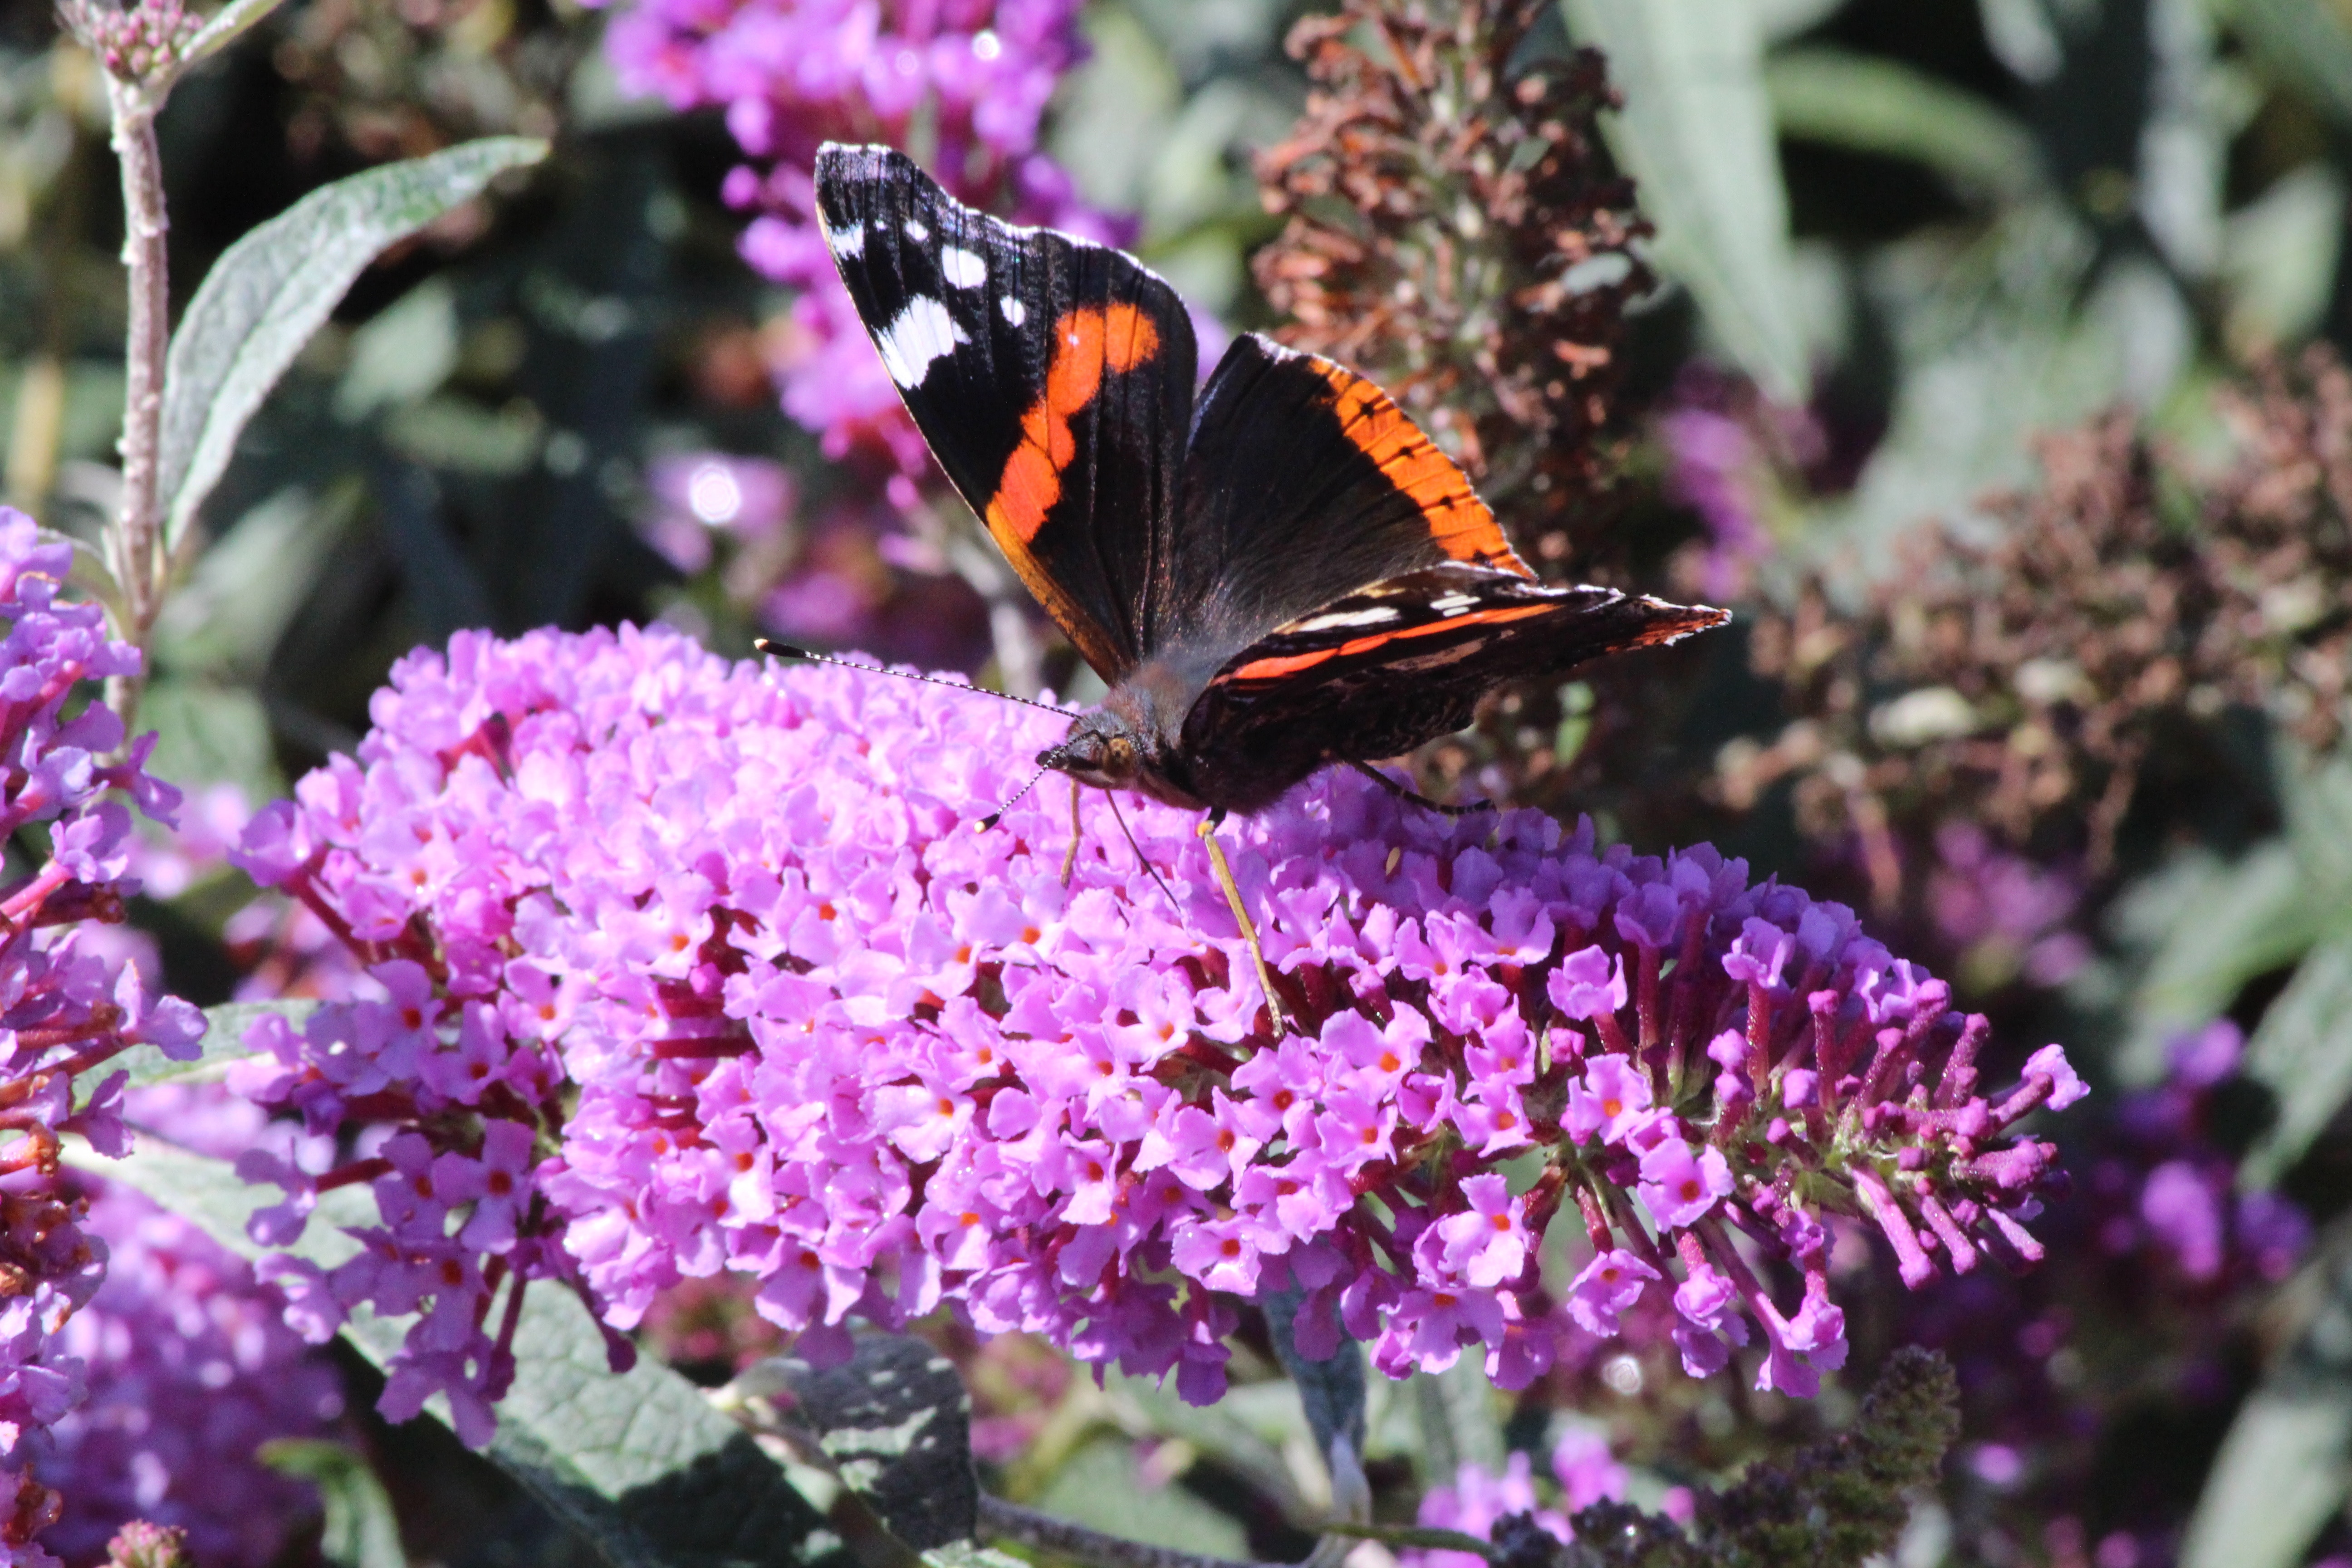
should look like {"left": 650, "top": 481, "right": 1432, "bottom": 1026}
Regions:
{"left": 802, "top": 143, "right": 1728, "bottom": 1024}
{"left": 810, "top": 143, "right": 1727, "bottom": 821}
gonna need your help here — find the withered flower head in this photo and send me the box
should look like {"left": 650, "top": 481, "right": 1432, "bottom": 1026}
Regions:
{"left": 1254, "top": 0, "right": 1650, "bottom": 571}
{"left": 1729, "top": 348, "right": 2352, "bottom": 917}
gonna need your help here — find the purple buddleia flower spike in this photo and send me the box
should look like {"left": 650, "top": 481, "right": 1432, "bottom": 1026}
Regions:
{"left": 0, "top": 511, "right": 200, "bottom": 1564}
{"left": 230, "top": 627, "right": 2086, "bottom": 1431}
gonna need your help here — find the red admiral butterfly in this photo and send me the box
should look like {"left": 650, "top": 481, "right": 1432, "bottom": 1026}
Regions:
{"left": 797, "top": 143, "right": 1728, "bottom": 1025}
{"left": 808, "top": 143, "right": 1728, "bottom": 821}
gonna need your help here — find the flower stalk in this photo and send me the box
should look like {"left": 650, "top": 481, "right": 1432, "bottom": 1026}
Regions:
{"left": 59, "top": 0, "right": 199, "bottom": 730}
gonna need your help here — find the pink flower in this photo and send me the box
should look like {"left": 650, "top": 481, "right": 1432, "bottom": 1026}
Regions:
{"left": 1568, "top": 1249, "right": 1660, "bottom": 1337}
{"left": 1637, "top": 1140, "right": 1734, "bottom": 1229}
{"left": 1563, "top": 1054, "right": 1652, "bottom": 1145}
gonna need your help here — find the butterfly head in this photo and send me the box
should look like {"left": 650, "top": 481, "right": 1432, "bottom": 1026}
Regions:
{"left": 1036, "top": 675, "right": 1207, "bottom": 810}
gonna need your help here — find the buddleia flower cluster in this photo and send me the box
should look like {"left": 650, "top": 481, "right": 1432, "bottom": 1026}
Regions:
{"left": 46, "top": 1088, "right": 344, "bottom": 1568}
{"left": 225, "top": 622, "right": 2083, "bottom": 1437}
{"left": 0, "top": 512, "right": 201, "bottom": 1564}
{"left": 600, "top": 0, "right": 1108, "bottom": 479}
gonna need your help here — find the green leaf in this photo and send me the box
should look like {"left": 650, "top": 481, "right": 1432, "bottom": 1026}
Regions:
{"left": 1409, "top": 1357, "right": 1504, "bottom": 1483}
{"left": 2179, "top": 1242, "right": 2352, "bottom": 1568}
{"left": 180, "top": 0, "right": 297, "bottom": 72}
{"left": 1812, "top": 199, "right": 2173, "bottom": 565}
{"left": 334, "top": 279, "right": 460, "bottom": 422}
{"left": 2125, "top": 844, "right": 2315, "bottom": 1038}
{"left": 2118, "top": 750, "right": 2352, "bottom": 1082}
{"left": 260, "top": 1440, "right": 408, "bottom": 1568}
{"left": 2222, "top": 164, "right": 2347, "bottom": 353}
{"left": 1558, "top": 0, "right": 1809, "bottom": 402}
{"left": 1103, "top": 1371, "right": 1315, "bottom": 1523}
{"left": 2239, "top": 933, "right": 2352, "bottom": 1186}
{"left": 156, "top": 137, "right": 548, "bottom": 550}
{"left": 1754, "top": 0, "right": 1846, "bottom": 42}
{"left": 139, "top": 677, "right": 280, "bottom": 811}
{"left": 1261, "top": 1299, "right": 1368, "bottom": 1520}
{"left": 1031, "top": 1437, "right": 1251, "bottom": 1560}
{"left": 153, "top": 481, "right": 360, "bottom": 681}
{"left": 1765, "top": 47, "right": 2043, "bottom": 200}
{"left": 77, "top": 1137, "right": 843, "bottom": 1568}
{"left": 113, "top": 998, "right": 309, "bottom": 1090}
{"left": 2226, "top": 0, "right": 2352, "bottom": 128}
{"left": 776, "top": 1336, "right": 978, "bottom": 1550}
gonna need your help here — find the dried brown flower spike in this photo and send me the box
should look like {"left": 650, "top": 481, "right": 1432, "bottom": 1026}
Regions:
{"left": 1254, "top": 0, "right": 1650, "bottom": 571}
{"left": 1730, "top": 347, "right": 2352, "bottom": 914}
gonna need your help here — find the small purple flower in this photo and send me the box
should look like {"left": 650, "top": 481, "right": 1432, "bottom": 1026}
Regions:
{"left": 1637, "top": 1140, "right": 1733, "bottom": 1230}
{"left": 2025, "top": 1044, "right": 2090, "bottom": 1110}
{"left": 1546, "top": 945, "right": 1627, "bottom": 1021}
{"left": 1568, "top": 1249, "right": 1659, "bottom": 1337}
{"left": 1562, "top": 1054, "right": 1651, "bottom": 1145}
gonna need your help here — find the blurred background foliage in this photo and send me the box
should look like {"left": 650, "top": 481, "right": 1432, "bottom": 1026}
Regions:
{"left": 26, "top": 0, "right": 2352, "bottom": 1563}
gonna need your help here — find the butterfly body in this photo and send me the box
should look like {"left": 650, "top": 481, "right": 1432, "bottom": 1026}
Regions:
{"left": 814, "top": 143, "right": 1729, "bottom": 819}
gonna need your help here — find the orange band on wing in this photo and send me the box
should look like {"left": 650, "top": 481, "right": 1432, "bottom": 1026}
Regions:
{"left": 1314, "top": 363, "right": 1532, "bottom": 578}
{"left": 980, "top": 302, "right": 1163, "bottom": 672}
{"left": 1228, "top": 647, "right": 1341, "bottom": 682}
{"left": 987, "top": 304, "right": 1162, "bottom": 546}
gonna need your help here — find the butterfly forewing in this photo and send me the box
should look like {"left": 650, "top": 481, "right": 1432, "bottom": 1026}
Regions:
{"left": 813, "top": 143, "right": 1197, "bottom": 679}
{"left": 1163, "top": 334, "right": 1534, "bottom": 660}
{"left": 1175, "top": 567, "right": 1730, "bottom": 813}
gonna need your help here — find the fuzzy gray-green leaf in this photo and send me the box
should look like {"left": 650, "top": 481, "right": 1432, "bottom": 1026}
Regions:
{"left": 74, "top": 1137, "right": 840, "bottom": 1568}
{"left": 2180, "top": 1240, "right": 2352, "bottom": 1568}
{"left": 157, "top": 136, "right": 546, "bottom": 550}
{"left": 260, "top": 1440, "right": 409, "bottom": 1568}
{"left": 1559, "top": 0, "right": 1808, "bottom": 402}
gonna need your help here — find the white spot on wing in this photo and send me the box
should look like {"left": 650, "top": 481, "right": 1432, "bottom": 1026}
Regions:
{"left": 1429, "top": 593, "right": 1480, "bottom": 616}
{"left": 1000, "top": 296, "right": 1026, "bottom": 327}
{"left": 823, "top": 219, "right": 865, "bottom": 259}
{"left": 874, "top": 296, "right": 968, "bottom": 389}
{"left": 1292, "top": 605, "right": 1402, "bottom": 633}
{"left": 905, "top": 217, "right": 930, "bottom": 242}
{"left": 940, "top": 246, "right": 986, "bottom": 288}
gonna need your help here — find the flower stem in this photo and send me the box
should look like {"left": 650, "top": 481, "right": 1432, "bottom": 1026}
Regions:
{"left": 101, "top": 74, "right": 171, "bottom": 732}
{"left": 976, "top": 1495, "right": 1278, "bottom": 1568}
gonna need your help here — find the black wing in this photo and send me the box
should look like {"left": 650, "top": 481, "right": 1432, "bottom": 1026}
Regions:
{"left": 1176, "top": 566, "right": 1730, "bottom": 814}
{"left": 813, "top": 143, "right": 1197, "bottom": 680}
{"left": 1159, "top": 334, "right": 1533, "bottom": 662}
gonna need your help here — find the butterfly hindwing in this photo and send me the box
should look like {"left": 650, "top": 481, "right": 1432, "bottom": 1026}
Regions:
{"left": 1175, "top": 566, "right": 1730, "bottom": 813}
{"left": 813, "top": 143, "right": 1197, "bottom": 679}
{"left": 1161, "top": 334, "right": 1532, "bottom": 661}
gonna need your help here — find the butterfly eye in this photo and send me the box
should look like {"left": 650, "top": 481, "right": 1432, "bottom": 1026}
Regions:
{"left": 1105, "top": 736, "right": 1136, "bottom": 770}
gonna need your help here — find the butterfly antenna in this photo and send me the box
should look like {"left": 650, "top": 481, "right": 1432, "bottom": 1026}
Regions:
{"left": 1103, "top": 789, "right": 1177, "bottom": 914}
{"left": 754, "top": 640, "right": 1076, "bottom": 718}
{"left": 977, "top": 763, "right": 1051, "bottom": 831}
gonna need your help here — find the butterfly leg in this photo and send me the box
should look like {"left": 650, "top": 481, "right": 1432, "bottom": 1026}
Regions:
{"left": 1197, "top": 811, "right": 1289, "bottom": 1037}
{"left": 1348, "top": 760, "right": 1496, "bottom": 818}
{"left": 1060, "top": 775, "right": 1083, "bottom": 887}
